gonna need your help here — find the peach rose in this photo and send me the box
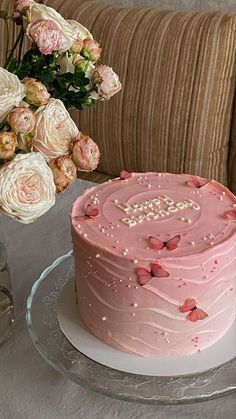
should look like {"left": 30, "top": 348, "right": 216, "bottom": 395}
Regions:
{"left": 33, "top": 98, "right": 79, "bottom": 161}
{"left": 70, "top": 37, "right": 83, "bottom": 54}
{"left": 49, "top": 156, "right": 77, "bottom": 193}
{"left": 0, "top": 152, "right": 56, "bottom": 223}
{"left": 82, "top": 38, "right": 101, "bottom": 62}
{"left": 0, "top": 67, "right": 25, "bottom": 123}
{"left": 27, "top": 2, "right": 77, "bottom": 51}
{"left": 91, "top": 65, "right": 121, "bottom": 100}
{"left": 7, "top": 107, "right": 35, "bottom": 133}
{"left": 27, "top": 19, "right": 64, "bottom": 55}
{"left": 0, "top": 132, "right": 17, "bottom": 159}
{"left": 72, "top": 132, "right": 100, "bottom": 171}
{"left": 23, "top": 78, "right": 50, "bottom": 106}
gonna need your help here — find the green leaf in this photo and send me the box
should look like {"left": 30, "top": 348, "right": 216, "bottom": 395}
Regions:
{"left": 6, "top": 58, "right": 18, "bottom": 73}
{"left": 0, "top": 10, "right": 8, "bottom": 19}
{"left": 60, "top": 72, "right": 76, "bottom": 82}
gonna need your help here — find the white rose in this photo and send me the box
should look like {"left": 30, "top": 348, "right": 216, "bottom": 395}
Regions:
{"left": 67, "top": 20, "right": 93, "bottom": 41}
{"left": 27, "top": 2, "right": 78, "bottom": 51}
{"left": 0, "top": 153, "right": 56, "bottom": 224}
{"left": 33, "top": 98, "right": 79, "bottom": 161}
{"left": 0, "top": 67, "right": 25, "bottom": 123}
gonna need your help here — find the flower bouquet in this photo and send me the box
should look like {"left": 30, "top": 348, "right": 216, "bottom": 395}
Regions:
{"left": 0, "top": 0, "right": 121, "bottom": 224}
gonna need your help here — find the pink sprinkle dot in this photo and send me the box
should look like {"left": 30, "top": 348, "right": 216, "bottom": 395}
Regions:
{"left": 215, "top": 260, "right": 218, "bottom": 264}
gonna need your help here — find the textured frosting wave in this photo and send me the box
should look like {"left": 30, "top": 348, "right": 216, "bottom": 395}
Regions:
{"left": 71, "top": 172, "right": 236, "bottom": 357}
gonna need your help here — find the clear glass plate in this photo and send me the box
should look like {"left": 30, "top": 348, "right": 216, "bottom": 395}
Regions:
{"left": 26, "top": 251, "right": 236, "bottom": 405}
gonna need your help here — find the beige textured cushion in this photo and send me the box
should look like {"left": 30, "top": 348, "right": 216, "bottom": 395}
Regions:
{"left": 56, "top": 0, "right": 236, "bottom": 186}
{"left": 1, "top": 1, "right": 236, "bottom": 189}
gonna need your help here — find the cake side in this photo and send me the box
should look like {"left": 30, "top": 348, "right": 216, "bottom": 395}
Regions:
{"left": 71, "top": 172, "right": 236, "bottom": 356}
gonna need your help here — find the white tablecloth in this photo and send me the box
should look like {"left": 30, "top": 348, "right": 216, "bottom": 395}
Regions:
{"left": 0, "top": 179, "right": 235, "bottom": 419}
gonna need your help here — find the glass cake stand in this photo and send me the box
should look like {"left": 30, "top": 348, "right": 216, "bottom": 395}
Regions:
{"left": 26, "top": 251, "right": 236, "bottom": 405}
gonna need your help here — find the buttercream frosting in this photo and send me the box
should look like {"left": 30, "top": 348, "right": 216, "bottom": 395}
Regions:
{"left": 71, "top": 173, "right": 236, "bottom": 357}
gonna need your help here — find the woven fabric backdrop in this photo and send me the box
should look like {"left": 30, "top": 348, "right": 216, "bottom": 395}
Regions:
{"left": 0, "top": 0, "right": 236, "bottom": 191}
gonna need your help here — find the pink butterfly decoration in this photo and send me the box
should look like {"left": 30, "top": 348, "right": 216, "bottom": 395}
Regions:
{"left": 113, "top": 170, "right": 132, "bottom": 182}
{"left": 185, "top": 178, "right": 209, "bottom": 188}
{"left": 75, "top": 204, "right": 99, "bottom": 221}
{"left": 120, "top": 170, "right": 132, "bottom": 180}
{"left": 149, "top": 235, "right": 181, "bottom": 251}
{"left": 179, "top": 298, "right": 208, "bottom": 322}
{"left": 136, "top": 263, "right": 169, "bottom": 286}
{"left": 225, "top": 210, "right": 236, "bottom": 220}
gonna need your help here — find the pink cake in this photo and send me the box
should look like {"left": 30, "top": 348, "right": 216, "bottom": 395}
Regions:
{"left": 71, "top": 172, "right": 236, "bottom": 357}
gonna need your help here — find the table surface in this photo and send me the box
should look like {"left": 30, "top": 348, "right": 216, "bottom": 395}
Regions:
{"left": 0, "top": 179, "right": 235, "bottom": 419}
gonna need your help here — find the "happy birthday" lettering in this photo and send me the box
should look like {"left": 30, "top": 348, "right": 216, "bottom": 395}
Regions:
{"left": 116, "top": 195, "right": 200, "bottom": 227}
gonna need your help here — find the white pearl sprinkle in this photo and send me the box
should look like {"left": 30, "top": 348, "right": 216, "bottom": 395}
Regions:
{"left": 210, "top": 241, "right": 214, "bottom": 246}
{"left": 131, "top": 313, "right": 136, "bottom": 317}
{"left": 147, "top": 184, "right": 151, "bottom": 188}
{"left": 190, "top": 241, "right": 195, "bottom": 246}
{"left": 88, "top": 303, "right": 91, "bottom": 307}
{"left": 203, "top": 237, "right": 207, "bottom": 241}
{"left": 123, "top": 251, "right": 127, "bottom": 256}
{"left": 133, "top": 259, "right": 138, "bottom": 264}
{"left": 114, "top": 199, "right": 119, "bottom": 204}
{"left": 187, "top": 219, "right": 192, "bottom": 224}
{"left": 132, "top": 303, "right": 138, "bottom": 308}
{"left": 95, "top": 254, "right": 100, "bottom": 258}
{"left": 222, "top": 191, "right": 226, "bottom": 195}
{"left": 83, "top": 233, "right": 88, "bottom": 238}
{"left": 102, "top": 316, "right": 107, "bottom": 321}
{"left": 180, "top": 217, "right": 185, "bottom": 221}
{"left": 77, "top": 224, "right": 81, "bottom": 228}
{"left": 127, "top": 284, "right": 131, "bottom": 288}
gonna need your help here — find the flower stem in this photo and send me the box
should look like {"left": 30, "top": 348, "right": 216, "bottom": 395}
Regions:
{"left": 17, "top": 27, "right": 24, "bottom": 66}
{"left": 4, "top": 19, "right": 9, "bottom": 65}
{"left": 4, "top": 26, "right": 24, "bottom": 69}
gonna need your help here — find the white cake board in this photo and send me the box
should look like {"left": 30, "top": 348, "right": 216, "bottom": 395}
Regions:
{"left": 57, "top": 280, "right": 236, "bottom": 377}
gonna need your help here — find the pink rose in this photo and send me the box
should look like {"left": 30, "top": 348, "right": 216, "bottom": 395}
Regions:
{"left": 91, "top": 65, "right": 121, "bottom": 100}
{"left": 14, "top": 0, "right": 31, "bottom": 13}
{"left": 82, "top": 38, "right": 101, "bottom": 62}
{"left": 7, "top": 107, "right": 35, "bottom": 133}
{"left": 23, "top": 78, "right": 50, "bottom": 106}
{"left": 49, "top": 156, "right": 77, "bottom": 193}
{"left": 27, "top": 19, "right": 64, "bottom": 55}
{"left": 0, "top": 132, "right": 17, "bottom": 159}
{"left": 72, "top": 132, "right": 100, "bottom": 171}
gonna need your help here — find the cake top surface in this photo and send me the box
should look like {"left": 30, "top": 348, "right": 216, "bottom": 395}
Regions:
{"left": 71, "top": 172, "right": 236, "bottom": 259}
